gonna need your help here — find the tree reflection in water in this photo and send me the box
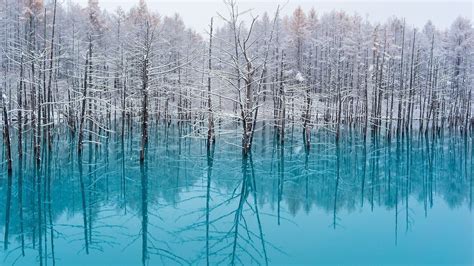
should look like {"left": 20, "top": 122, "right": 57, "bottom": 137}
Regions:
{"left": 0, "top": 125, "right": 472, "bottom": 265}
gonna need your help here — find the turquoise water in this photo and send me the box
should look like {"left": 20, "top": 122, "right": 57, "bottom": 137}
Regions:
{"left": 1, "top": 125, "right": 473, "bottom": 265}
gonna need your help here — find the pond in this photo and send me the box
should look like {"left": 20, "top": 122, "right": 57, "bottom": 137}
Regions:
{"left": 1, "top": 125, "right": 472, "bottom": 265}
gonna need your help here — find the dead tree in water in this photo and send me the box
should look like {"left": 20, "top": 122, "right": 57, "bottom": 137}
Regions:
{"left": 139, "top": 16, "right": 157, "bottom": 163}
{"left": 26, "top": 0, "right": 42, "bottom": 167}
{"left": 250, "top": 7, "right": 280, "bottom": 149}
{"left": 278, "top": 52, "right": 286, "bottom": 144}
{"left": 219, "top": 0, "right": 278, "bottom": 156}
{"left": 241, "top": 30, "right": 256, "bottom": 156}
{"left": 45, "top": 0, "right": 58, "bottom": 150}
{"left": 423, "top": 33, "right": 435, "bottom": 134}
{"left": 363, "top": 48, "right": 369, "bottom": 137}
{"left": 396, "top": 20, "right": 406, "bottom": 136}
{"left": 0, "top": 2, "right": 471, "bottom": 168}
{"left": 303, "top": 62, "right": 311, "bottom": 151}
{"left": 78, "top": 38, "right": 92, "bottom": 155}
{"left": 336, "top": 37, "right": 343, "bottom": 142}
{"left": 1, "top": 88, "right": 12, "bottom": 175}
{"left": 406, "top": 29, "right": 417, "bottom": 131}
{"left": 2, "top": 84, "right": 13, "bottom": 251}
{"left": 207, "top": 17, "right": 215, "bottom": 148}
{"left": 18, "top": 54, "right": 24, "bottom": 160}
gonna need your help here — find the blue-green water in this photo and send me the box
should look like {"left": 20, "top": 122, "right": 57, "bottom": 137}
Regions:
{"left": 1, "top": 126, "right": 473, "bottom": 265}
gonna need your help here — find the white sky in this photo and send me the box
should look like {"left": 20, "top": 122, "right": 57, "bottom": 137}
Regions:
{"left": 70, "top": 0, "right": 473, "bottom": 34}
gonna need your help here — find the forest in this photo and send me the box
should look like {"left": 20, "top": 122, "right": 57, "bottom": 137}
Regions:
{"left": 0, "top": 0, "right": 472, "bottom": 162}
{"left": 0, "top": 0, "right": 473, "bottom": 265}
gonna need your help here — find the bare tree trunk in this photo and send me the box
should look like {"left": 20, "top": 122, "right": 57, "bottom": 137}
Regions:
{"left": 78, "top": 37, "right": 91, "bottom": 155}
{"left": 207, "top": 17, "right": 215, "bottom": 147}
{"left": 140, "top": 21, "right": 152, "bottom": 163}
{"left": 242, "top": 59, "right": 254, "bottom": 156}
{"left": 423, "top": 34, "right": 435, "bottom": 133}
{"left": 279, "top": 51, "right": 286, "bottom": 145}
{"left": 303, "top": 75, "right": 311, "bottom": 150}
{"left": 377, "top": 29, "right": 387, "bottom": 133}
{"left": 371, "top": 28, "right": 380, "bottom": 134}
{"left": 18, "top": 54, "right": 24, "bottom": 159}
{"left": 388, "top": 59, "right": 395, "bottom": 140}
{"left": 464, "top": 90, "right": 471, "bottom": 135}
{"left": 364, "top": 48, "right": 369, "bottom": 137}
{"left": 46, "top": 0, "right": 58, "bottom": 150}
{"left": 336, "top": 39, "right": 343, "bottom": 142}
{"left": 397, "top": 21, "right": 406, "bottom": 136}
{"left": 406, "top": 30, "right": 416, "bottom": 131}
{"left": 2, "top": 88, "right": 12, "bottom": 175}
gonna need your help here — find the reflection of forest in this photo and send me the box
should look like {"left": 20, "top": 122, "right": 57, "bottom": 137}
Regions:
{"left": 1, "top": 125, "right": 472, "bottom": 263}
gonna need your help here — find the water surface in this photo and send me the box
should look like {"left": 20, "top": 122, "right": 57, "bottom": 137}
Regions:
{"left": 1, "top": 126, "right": 473, "bottom": 265}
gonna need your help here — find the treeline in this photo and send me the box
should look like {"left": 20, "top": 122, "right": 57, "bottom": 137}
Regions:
{"left": 0, "top": 0, "right": 472, "bottom": 160}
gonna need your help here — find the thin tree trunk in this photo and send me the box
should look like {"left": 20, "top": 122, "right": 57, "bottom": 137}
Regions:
{"left": 18, "top": 54, "right": 24, "bottom": 159}
{"left": 207, "top": 17, "right": 215, "bottom": 147}
{"left": 140, "top": 21, "right": 152, "bottom": 163}
{"left": 397, "top": 21, "right": 406, "bottom": 136}
{"left": 46, "top": 0, "right": 57, "bottom": 150}
{"left": 406, "top": 30, "right": 416, "bottom": 131}
{"left": 78, "top": 37, "right": 92, "bottom": 155}
{"left": 2, "top": 87, "right": 12, "bottom": 175}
